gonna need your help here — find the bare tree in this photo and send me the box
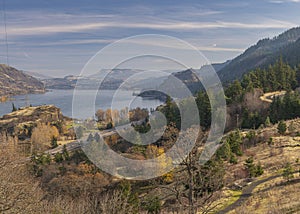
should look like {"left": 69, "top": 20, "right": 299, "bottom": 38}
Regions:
{"left": 161, "top": 127, "right": 224, "bottom": 214}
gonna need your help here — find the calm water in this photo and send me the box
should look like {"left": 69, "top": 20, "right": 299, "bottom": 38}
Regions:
{"left": 0, "top": 89, "right": 163, "bottom": 119}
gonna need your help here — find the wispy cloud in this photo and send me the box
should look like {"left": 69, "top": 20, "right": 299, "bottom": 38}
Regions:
{"left": 3, "top": 1, "right": 300, "bottom": 76}
{"left": 7, "top": 17, "right": 296, "bottom": 37}
{"left": 35, "top": 39, "right": 114, "bottom": 46}
{"left": 119, "top": 37, "right": 245, "bottom": 52}
{"left": 31, "top": 37, "right": 243, "bottom": 53}
{"left": 268, "top": 0, "right": 300, "bottom": 3}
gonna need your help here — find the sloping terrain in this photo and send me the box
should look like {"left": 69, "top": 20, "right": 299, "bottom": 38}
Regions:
{"left": 0, "top": 64, "right": 45, "bottom": 96}
{"left": 218, "top": 27, "right": 300, "bottom": 82}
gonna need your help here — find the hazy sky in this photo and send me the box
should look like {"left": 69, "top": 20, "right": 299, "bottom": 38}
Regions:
{"left": 0, "top": 0, "right": 299, "bottom": 77}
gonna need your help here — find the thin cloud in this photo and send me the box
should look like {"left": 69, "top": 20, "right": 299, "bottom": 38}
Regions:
{"left": 117, "top": 37, "right": 245, "bottom": 52}
{"left": 22, "top": 37, "right": 244, "bottom": 53}
{"left": 7, "top": 19, "right": 296, "bottom": 37}
{"left": 35, "top": 39, "right": 115, "bottom": 46}
{"left": 268, "top": 0, "right": 300, "bottom": 3}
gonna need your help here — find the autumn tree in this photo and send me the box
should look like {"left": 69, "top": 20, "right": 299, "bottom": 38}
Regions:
{"left": 129, "top": 107, "right": 149, "bottom": 122}
{"left": 146, "top": 145, "right": 173, "bottom": 183}
{"left": 95, "top": 109, "right": 105, "bottom": 122}
{"left": 31, "top": 122, "right": 60, "bottom": 152}
{"left": 105, "top": 109, "right": 112, "bottom": 123}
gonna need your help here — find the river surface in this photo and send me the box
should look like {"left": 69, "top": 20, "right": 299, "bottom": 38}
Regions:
{"left": 0, "top": 89, "right": 163, "bottom": 119}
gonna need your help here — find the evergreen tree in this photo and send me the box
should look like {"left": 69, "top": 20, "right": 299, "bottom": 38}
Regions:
{"left": 225, "top": 80, "right": 243, "bottom": 103}
{"left": 277, "top": 120, "right": 287, "bottom": 135}
{"left": 54, "top": 153, "right": 63, "bottom": 163}
{"left": 282, "top": 163, "right": 294, "bottom": 182}
{"left": 238, "top": 58, "right": 298, "bottom": 93}
{"left": 196, "top": 91, "right": 211, "bottom": 128}
{"left": 62, "top": 145, "right": 70, "bottom": 161}
{"left": 227, "top": 130, "right": 243, "bottom": 156}
{"left": 50, "top": 137, "right": 58, "bottom": 149}
{"left": 216, "top": 140, "right": 232, "bottom": 161}
{"left": 244, "top": 157, "right": 264, "bottom": 178}
{"left": 244, "top": 157, "right": 256, "bottom": 178}
{"left": 12, "top": 103, "right": 17, "bottom": 112}
{"left": 265, "top": 116, "right": 272, "bottom": 127}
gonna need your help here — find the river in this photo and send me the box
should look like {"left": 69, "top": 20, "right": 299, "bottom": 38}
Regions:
{"left": 0, "top": 89, "right": 164, "bottom": 119}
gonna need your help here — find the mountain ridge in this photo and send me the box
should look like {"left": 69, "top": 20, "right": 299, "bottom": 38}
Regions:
{"left": 218, "top": 27, "right": 300, "bottom": 82}
{"left": 0, "top": 64, "right": 45, "bottom": 97}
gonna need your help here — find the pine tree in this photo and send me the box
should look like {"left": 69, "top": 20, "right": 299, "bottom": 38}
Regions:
{"left": 50, "top": 137, "right": 58, "bottom": 149}
{"left": 196, "top": 91, "right": 211, "bottom": 128}
{"left": 244, "top": 157, "right": 256, "bottom": 178}
{"left": 277, "top": 120, "right": 287, "bottom": 135}
{"left": 265, "top": 116, "right": 272, "bottom": 127}
{"left": 12, "top": 103, "right": 17, "bottom": 112}
{"left": 283, "top": 163, "right": 294, "bottom": 182}
{"left": 62, "top": 145, "right": 70, "bottom": 161}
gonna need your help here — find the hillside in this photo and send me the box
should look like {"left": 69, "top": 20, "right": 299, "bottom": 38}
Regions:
{"left": 218, "top": 27, "right": 300, "bottom": 82}
{"left": 0, "top": 64, "right": 45, "bottom": 96}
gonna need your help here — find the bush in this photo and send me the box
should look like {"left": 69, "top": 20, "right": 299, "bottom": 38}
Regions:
{"left": 230, "top": 154, "right": 238, "bottom": 164}
{"left": 144, "top": 196, "right": 161, "bottom": 214}
{"left": 58, "top": 165, "right": 67, "bottom": 176}
{"left": 54, "top": 153, "right": 63, "bottom": 163}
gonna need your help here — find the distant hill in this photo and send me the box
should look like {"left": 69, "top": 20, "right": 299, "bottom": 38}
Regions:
{"left": 43, "top": 75, "right": 78, "bottom": 90}
{"left": 43, "top": 69, "right": 143, "bottom": 90}
{"left": 0, "top": 64, "right": 45, "bottom": 96}
{"left": 23, "top": 70, "right": 53, "bottom": 80}
{"left": 218, "top": 27, "right": 300, "bottom": 82}
{"left": 137, "top": 62, "right": 229, "bottom": 99}
{"left": 160, "top": 62, "right": 229, "bottom": 94}
{"left": 43, "top": 69, "right": 169, "bottom": 90}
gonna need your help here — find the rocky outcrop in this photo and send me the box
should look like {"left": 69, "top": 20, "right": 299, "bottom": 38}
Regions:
{"left": 0, "top": 105, "right": 69, "bottom": 141}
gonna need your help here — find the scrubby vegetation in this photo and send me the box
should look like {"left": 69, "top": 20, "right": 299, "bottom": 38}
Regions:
{"left": 2, "top": 55, "right": 300, "bottom": 213}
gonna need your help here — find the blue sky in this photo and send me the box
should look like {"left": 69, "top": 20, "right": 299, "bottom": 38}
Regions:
{"left": 0, "top": 0, "right": 299, "bottom": 77}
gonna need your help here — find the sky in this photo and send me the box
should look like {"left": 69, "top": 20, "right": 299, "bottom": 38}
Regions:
{"left": 0, "top": 0, "right": 299, "bottom": 77}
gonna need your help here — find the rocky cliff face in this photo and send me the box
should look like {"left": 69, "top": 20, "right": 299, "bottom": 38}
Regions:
{"left": 0, "top": 105, "right": 69, "bottom": 141}
{"left": 0, "top": 64, "right": 45, "bottom": 96}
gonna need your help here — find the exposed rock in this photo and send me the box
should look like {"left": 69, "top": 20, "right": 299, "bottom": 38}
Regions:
{"left": 0, "top": 105, "right": 70, "bottom": 141}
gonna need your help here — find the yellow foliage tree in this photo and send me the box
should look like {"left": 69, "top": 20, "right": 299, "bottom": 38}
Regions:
{"left": 146, "top": 145, "right": 173, "bottom": 182}
{"left": 31, "top": 123, "right": 60, "bottom": 152}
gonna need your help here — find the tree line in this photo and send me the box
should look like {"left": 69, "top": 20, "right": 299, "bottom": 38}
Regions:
{"left": 225, "top": 57, "right": 299, "bottom": 104}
